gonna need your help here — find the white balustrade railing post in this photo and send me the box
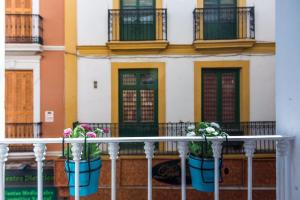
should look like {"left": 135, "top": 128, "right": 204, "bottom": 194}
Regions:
{"left": 244, "top": 140, "right": 256, "bottom": 200}
{"left": 276, "top": 139, "right": 288, "bottom": 200}
{"left": 108, "top": 142, "right": 119, "bottom": 200}
{"left": 144, "top": 142, "right": 155, "bottom": 200}
{"left": 212, "top": 141, "right": 222, "bottom": 200}
{"left": 71, "top": 143, "right": 83, "bottom": 200}
{"left": 34, "top": 143, "right": 46, "bottom": 200}
{"left": 0, "top": 144, "right": 9, "bottom": 200}
{"left": 178, "top": 141, "right": 188, "bottom": 200}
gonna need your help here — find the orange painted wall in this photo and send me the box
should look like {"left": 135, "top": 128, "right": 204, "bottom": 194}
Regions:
{"left": 40, "top": 0, "right": 64, "bottom": 45}
{"left": 40, "top": 51, "right": 64, "bottom": 150}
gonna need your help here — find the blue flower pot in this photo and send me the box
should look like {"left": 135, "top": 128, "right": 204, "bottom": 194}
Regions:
{"left": 188, "top": 155, "right": 215, "bottom": 192}
{"left": 65, "top": 158, "right": 102, "bottom": 196}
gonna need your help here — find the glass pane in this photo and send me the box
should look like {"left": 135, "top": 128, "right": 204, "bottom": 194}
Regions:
{"left": 221, "top": 73, "right": 236, "bottom": 122}
{"left": 122, "top": 90, "right": 137, "bottom": 122}
{"left": 122, "top": 0, "right": 137, "bottom": 7}
{"left": 220, "top": 0, "right": 236, "bottom": 6}
{"left": 139, "top": 0, "right": 154, "bottom": 7}
{"left": 202, "top": 73, "right": 218, "bottom": 122}
{"left": 140, "top": 90, "right": 155, "bottom": 122}
{"left": 122, "top": 73, "right": 136, "bottom": 85}
{"left": 140, "top": 72, "right": 154, "bottom": 85}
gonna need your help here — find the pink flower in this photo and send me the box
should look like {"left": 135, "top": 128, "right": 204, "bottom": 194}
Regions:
{"left": 81, "top": 124, "right": 92, "bottom": 131}
{"left": 86, "top": 132, "right": 97, "bottom": 138}
{"left": 103, "top": 127, "right": 110, "bottom": 134}
{"left": 64, "top": 128, "right": 72, "bottom": 138}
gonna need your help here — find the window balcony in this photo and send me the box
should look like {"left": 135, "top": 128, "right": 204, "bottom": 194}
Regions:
{"left": 5, "top": 14, "right": 43, "bottom": 45}
{"left": 193, "top": 7, "right": 256, "bottom": 49}
{"left": 107, "top": 9, "right": 168, "bottom": 50}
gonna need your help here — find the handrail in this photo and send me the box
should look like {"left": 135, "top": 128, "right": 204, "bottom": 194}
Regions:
{"left": 0, "top": 135, "right": 294, "bottom": 144}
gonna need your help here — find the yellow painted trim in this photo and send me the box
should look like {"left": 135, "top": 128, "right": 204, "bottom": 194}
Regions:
{"left": 193, "top": 39, "right": 256, "bottom": 49}
{"left": 194, "top": 61, "right": 250, "bottom": 122}
{"left": 111, "top": 62, "right": 166, "bottom": 134}
{"left": 77, "top": 42, "right": 275, "bottom": 56}
{"left": 65, "top": 0, "right": 77, "bottom": 128}
{"left": 197, "top": 0, "right": 246, "bottom": 7}
{"left": 107, "top": 40, "right": 169, "bottom": 50}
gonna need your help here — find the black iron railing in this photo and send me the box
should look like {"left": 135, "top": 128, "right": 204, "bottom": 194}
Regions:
{"left": 193, "top": 7, "right": 255, "bottom": 40}
{"left": 73, "top": 121, "right": 275, "bottom": 155}
{"left": 5, "top": 122, "right": 42, "bottom": 152}
{"left": 5, "top": 14, "right": 43, "bottom": 44}
{"left": 108, "top": 9, "right": 167, "bottom": 41}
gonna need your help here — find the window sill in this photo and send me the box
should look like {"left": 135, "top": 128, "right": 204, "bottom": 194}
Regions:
{"left": 106, "top": 40, "right": 169, "bottom": 50}
{"left": 193, "top": 39, "right": 256, "bottom": 50}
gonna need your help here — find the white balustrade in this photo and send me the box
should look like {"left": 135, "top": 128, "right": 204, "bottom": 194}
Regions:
{"left": 0, "top": 135, "right": 295, "bottom": 200}
{"left": 144, "top": 142, "right": 155, "bottom": 200}
{"left": 244, "top": 140, "right": 256, "bottom": 200}
{"left": 108, "top": 142, "right": 119, "bottom": 200}
{"left": 33, "top": 143, "right": 46, "bottom": 200}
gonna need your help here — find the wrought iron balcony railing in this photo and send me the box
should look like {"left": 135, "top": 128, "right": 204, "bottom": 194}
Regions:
{"left": 5, "top": 14, "right": 43, "bottom": 44}
{"left": 108, "top": 9, "right": 167, "bottom": 41}
{"left": 74, "top": 121, "right": 276, "bottom": 155}
{"left": 193, "top": 7, "right": 255, "bottom": 41}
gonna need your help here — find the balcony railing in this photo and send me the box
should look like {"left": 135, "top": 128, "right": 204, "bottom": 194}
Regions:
{"left": 5, "top": 122, "right": 42, "bottom": 152}
{"left": 193, "top": 7, "right": 255, "bottom": 40}
{"left": 5, "top": 14, "right": 43, "bottom": 44}
{"left": 74, "top": 121, "right": 276, "bottom": 155}
{"left": 0, "top": 135, "right": 294, "bottom": 200}
{"left": 108, "top": 9, "right": 167, "bottom": 41}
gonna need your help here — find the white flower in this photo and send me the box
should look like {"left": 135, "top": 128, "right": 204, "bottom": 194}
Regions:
{"left": 187, "top": 131, "right": 196, "bottom": 137}
{"left": 205, "top": 127, "right": 215, "bottom": 134}
{"left": 210, "top": 122, "right": 220, "bottom": 129}
{"left": 212, "top": 131, "right": 219, "bottom": 136}
{"left": 187, "top": 125, "right": 195, "bottom": 131}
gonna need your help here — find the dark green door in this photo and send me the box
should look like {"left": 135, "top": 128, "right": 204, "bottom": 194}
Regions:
{"left": 119, "top": 69, "right": 158, "bottom": 151}
{"left": 202, "top": 69, "right": 240, "bottom": 123}
{"left": 120, "top": 0, "right": 156, "bottom": 41}
{"left": 204, "top": 0, "right": 237, "bottom": 40}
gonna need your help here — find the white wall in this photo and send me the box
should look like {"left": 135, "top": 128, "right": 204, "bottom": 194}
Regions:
{"left": 165, "top": 0, "right": 195, "bottom": 44}
{"left": 77, "top": 0, "right": 110, "bottom": 45}
{"left": 276, "top": 0, "right": 300, "bottom": 199}
{"left": 247, "top": 0, "right": 275, "bottom": 41}
{"left": 77, "top": 55, "right": 275, "bottom": 123}
{"left": 77, "top": 58, "right": 111, "bottom": 122}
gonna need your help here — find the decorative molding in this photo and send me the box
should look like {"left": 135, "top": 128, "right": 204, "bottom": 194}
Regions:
{"left": 108, "top": 143, "right": 120, "bottom": 160}
{"left": 71, "top": 143, "right": 83, "bottom": 161}
{"left": 0, "top": 144, "right": 9, "bottom": 163}
{"left": 276, "top": 140, "right": 288, "bottom": 157}
{"left": 107, "top": 41, "right": 169, "bottom": 50}
{"left": 193, "top": 39, "right": 256, "bottom": 50}
{"left": 33, "top": 143, "right": 46, "bottom": 162}
{"left": 43, "top": 45, "right": 65, "bottom": 51}
{"left": 244, "top": 141, "right": 256, "bottom": 158}
{"left": 5, "top": 44, "right": 43, "bottom": 55}
{"left": 177, "top": 142, "right": 188, "bottom": 158}
{"left": 144, "top": 142, "right": 155, "bottom": 159}
{"left": 78, "top": 42, "right": 275, "bottom": 56}
{"left": 212, "top": 141, "right": 223, "bottom": 159}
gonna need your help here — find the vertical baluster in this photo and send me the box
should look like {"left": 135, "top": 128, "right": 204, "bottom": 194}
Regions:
{"left": 276, "top": 139, "right": 288, "bottom": 200}
{"left": 178, "top": 142, "right": 188, "bottom": 200}
{"left": 71, "top": 143, "right": 83, "bottom": 200}
{"left": 0, "top": 144, "right": 9, "bottom": 200}
{"left": 212, "top": 141, "right": 222, "bottom": 200}
{"left": 144, "top": 142, "right": 155, "bottom": 200}
{"left": 108, "top": 142, "right": 119, "bottom": 200}
{"left": 244, "top": 141, "right": 256, "bottom": 200}
{"left": 34, "top": 143, "right": 46, "bottom": 200}
{"left": 285, "top": 140, "right": 292, "bottom": 200}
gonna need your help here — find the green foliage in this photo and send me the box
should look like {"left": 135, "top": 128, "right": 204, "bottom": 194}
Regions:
{"left": 186, "top": 122, "right": 228, "bottom": 158}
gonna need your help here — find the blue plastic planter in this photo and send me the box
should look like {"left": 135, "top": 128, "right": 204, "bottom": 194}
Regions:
{"left": 189, "top": 155, "right": 215, "bottom": 192}
{"left": 65, "top": 158, "right": 102, "bottom": 196}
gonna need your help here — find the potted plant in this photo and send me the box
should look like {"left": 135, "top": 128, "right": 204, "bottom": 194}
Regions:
{"left": 63, "top": 124, "right": 109, "bottom": 196}
{"left": 186, "top": 122, "right": 227, "bottom": 192}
